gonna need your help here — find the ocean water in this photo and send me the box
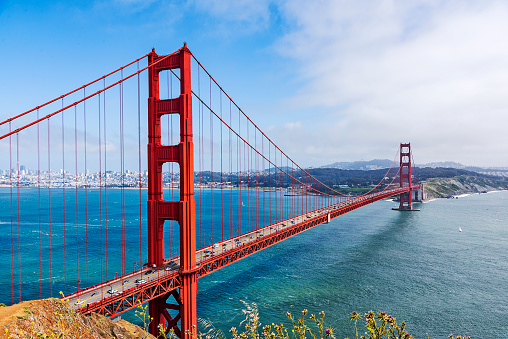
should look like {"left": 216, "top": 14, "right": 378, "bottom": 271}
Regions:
{"left": 0, "top": 186, "right": 325, "bottom": 297}
{"left": 196, "top": 192, "right": 508, "bottom": 338}
{"left": 0, "top": 189, "right": 507, "bottom": 338}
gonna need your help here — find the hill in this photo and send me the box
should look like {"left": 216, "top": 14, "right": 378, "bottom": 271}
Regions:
{"left": 318, "top": 159, "right": 394, "bottom": 170}
{"left": 304, "top": 167, "right": 508, "bottom": 197}
{"left": 422, "top": 176, "right": 507, "bottom": 199}
{"left": 0, "top": 299, "right": 153, "bottom": 338}
{"left": 319, "top": 160, "right": 508, "bottom": 178}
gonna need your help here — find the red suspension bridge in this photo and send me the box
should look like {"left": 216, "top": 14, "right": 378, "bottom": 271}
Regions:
{"left": 0, "top": 44, "right": 421, "bottom": 338}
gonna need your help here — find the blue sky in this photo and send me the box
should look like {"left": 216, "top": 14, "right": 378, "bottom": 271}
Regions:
{"left": 2, "top": 0, "right": 508, "bottom": 168}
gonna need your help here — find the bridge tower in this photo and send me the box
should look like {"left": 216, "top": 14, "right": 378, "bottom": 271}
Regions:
{"left": 398, "top": 143, "right": 414, "bottom": 210}
{"left": 147, "top": 44, "right": 196, "bottom": 338}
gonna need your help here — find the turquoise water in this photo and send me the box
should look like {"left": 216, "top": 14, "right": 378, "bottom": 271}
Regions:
{"left": 1, "top": 189, "right": 507, "bottom": 338}
{"left": 196, "top": 192, "right": 508, "bottom": 338}
{"left": 0, "top": 186, "right": 325, "bottom": 297}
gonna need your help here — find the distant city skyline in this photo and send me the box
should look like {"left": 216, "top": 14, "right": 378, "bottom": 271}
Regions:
{"left": 2, "top": 1, "right": 508, "bottom": 167}
{"left": 4, "top": 156, "right": 508, "bottom": 175}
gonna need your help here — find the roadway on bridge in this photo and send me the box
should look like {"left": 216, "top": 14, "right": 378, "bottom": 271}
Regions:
{"left": 65, "top": 191, "right": 404, "bottom": 310}
{"left": 66, "top": 212, "right": 323, "bottom": 310}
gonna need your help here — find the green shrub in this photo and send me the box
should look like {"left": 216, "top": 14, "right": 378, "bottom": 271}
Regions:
{"left": 190, "top": 302, "right": 470, "bottom": 339}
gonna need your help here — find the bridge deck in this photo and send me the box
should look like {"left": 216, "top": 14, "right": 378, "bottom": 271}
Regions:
{"left": 64, "top": 186, "right": 418, "bottom": 317}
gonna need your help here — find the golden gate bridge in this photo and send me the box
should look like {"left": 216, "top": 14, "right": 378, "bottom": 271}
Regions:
{"left": 0, "top": 44, "right": 421, "bottom": 338}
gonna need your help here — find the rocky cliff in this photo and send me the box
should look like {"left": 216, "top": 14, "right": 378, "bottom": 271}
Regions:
{"left": 0, "top": 299, "right": 154, "bottom": 339}
{"left": 422, "top": 175, "right": 507, "bottom": 199}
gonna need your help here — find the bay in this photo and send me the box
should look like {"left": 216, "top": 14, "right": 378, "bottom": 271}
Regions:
{"left": 0, "top": 188, "right": 507, "bottom": 338}
{"left": 196, "top": 192, "right": 508, "bottom": 338}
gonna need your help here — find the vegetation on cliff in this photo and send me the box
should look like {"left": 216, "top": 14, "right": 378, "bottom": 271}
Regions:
{"left": 0, "top": 299, "right": 154, "bottom": 339}
{"left": 422, "top": 175, "right": 508, "bottom": 199}
{"left": 303, "top": 167, "right": 508, "bottom": 198}
{"left": 195, "top": 301, "right": 469, "bottom": 339}
{"left": 1, "top": 299, "right": 471, "bottom": 339}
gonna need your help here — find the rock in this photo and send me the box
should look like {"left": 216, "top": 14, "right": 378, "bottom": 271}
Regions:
{"left": 422, "top": 175, "right": 507, "bottom": 200}
{"left": 0, "top": 299, "right": 156, "bottom": 339}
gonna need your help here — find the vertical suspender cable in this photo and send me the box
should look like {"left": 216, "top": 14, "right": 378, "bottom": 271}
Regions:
{"left": 198, "top": 67, "right": 204, "bottom": 250}
{"left": 37, "top": 110, "right": 42, "bottom": 299}
{"left": 268, "top": 142, "right": 271, "bottom": 225}
{"left": 237, "top": 107, "right": 241, "bottom": 234}
{"left": 220, "top": 92, "right": 223, "bottom": 242}
{"left": 83, "top": 88, "right": 88, "bottom": 290}
{"left": 138, "top": 61, "right": 143, "bottom": 268}
{"left": 244, "top": 121, "right": 247, "bottom": 230}
{"left": 16, "top": 132, "right": 21, "bottom": 301}
{"left": 311, "top": 177, "right": 313, "bottom": 211}
{"left": 247, "top": 124, "right": 250, "bottom": 231}
{"left": 286, "top": 157, "right": 289, "bottom": 221}
{"left": 103, "top": 79, "right": 108, "bottom": 281}
{"left": 262, "top": 136, "right": 265, "bottom": 229}
{"left": 280, "top": 153, "right": 282, "bottom": 221}
{"left": 303, "top": 169, "right": 305, "bottom": 214}
{"left": 301, "top": 168, "right": 304, "bottom": 215}
{"left": 273, "top": 149, "right": 282, "bottom": 222}
{"left": 9, "top": 122, "right": 13, "bottom": 304}
{"left": 202, "top": 79, "right": 205, "bottom": 249}
{"left": 74, "top": 105, "right": 79, "bottom": 292}
{"left": 98, "top": 94, "right": 103, "bottom": 282}
{"left": 196, "top": 66, "right": 202, "bottom": 249}
{"left": 278, "top": 148, "right": 281, "bottom": 223}
{"left": 283, "top": 156, "right": 286, "bottom": 221}
{"left": 295, "top": 166, "right": 297, "bottom": 216}
{"left": 245, "top": 124, "right": 248, "bottom": 231}
{"left": 48, "top": 116, "right": 52, "bottom": 297}
{"left": 279, "top": 151, "right": 281, "bottom": 222}
{"left": 229, "top": 101, "right": 233, "bottom": 239}
{"left": 61, "top": 99, "right": 67, "bottom": 294}
{"left": 254, "top": 129, "right": 256, "bottom": 228}
{"left": 277, "top": 149, "right": 279, "bottom": 221}
{"left": 120, "top": 70, "right": 126, "bottom": 275}
{"left": 119, "top": 73, "right": 123, "bottom": 272}
{"left": 254, "top": 129, "right": 258, "bottom": 230}
{"left": 210, "top": 78, "right": 214, "bottom": 244}
{"left": 244, "top": 121, "right": 249, "bottom": 233}
{"left": 291, "top": 164, "right": 294, "bottom": 219}
{"left": 274, "top": 147, "right": 277, "bottom": 224}
{"left": 305, "top": 171, "right": 308, "bottom": 214}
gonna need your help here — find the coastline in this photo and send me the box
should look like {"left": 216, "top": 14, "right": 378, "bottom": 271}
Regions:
{"left": 421, "top": 188, "right": 507, "bottom": 203}
{"left": 421, "top": 175, "right": 508, "bottom": 201}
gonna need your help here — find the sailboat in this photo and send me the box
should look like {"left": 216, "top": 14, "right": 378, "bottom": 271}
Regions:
{"left": 459, "top": 227, "right": 462, "bottom": 232}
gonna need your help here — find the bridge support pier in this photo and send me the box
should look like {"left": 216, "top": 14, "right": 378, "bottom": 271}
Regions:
{"left": 149, "top": 291, "right": 182, "bottom": 337}
{"left": 147, "top": 45, "right": 197, "bottom": 338}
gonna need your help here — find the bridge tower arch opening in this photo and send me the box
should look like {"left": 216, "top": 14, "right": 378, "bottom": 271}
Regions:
{"left": 147, "top": 44, "right": 196, "bottom": 338}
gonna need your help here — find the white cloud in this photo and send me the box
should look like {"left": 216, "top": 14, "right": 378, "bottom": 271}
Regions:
{"left": 272, "top": 0, "right": 508, "bottom": 167}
